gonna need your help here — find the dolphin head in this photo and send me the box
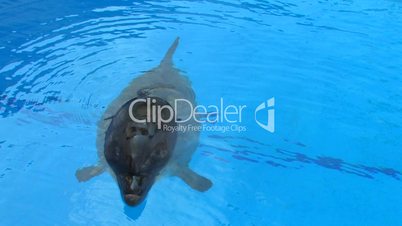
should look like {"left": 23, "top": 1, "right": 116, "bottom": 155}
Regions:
{"left": 104, "top": 97, "right": 177, "bottom": 206}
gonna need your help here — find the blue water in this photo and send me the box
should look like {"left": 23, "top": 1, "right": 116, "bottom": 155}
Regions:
{"left": 1, "top": 0, "right": 402, "bottom": 225}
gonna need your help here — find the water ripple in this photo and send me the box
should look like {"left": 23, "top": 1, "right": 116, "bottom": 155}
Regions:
{"left": 1, "top": 0, "right": 402, "bottom": 224}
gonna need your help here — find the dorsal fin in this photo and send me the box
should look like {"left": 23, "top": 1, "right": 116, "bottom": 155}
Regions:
{"left": 159, "top": 37, "right": 179, "bottom": 67}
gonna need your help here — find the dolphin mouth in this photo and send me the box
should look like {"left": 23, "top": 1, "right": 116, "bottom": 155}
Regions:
{"left": 124, "top": 194, "right": 142, "bottom": 206}
{"left": 117, "top": 174, "right": 153, "bottom": 206}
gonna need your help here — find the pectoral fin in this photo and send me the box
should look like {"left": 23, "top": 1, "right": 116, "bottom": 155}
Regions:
{"left": 75, "top": 165, "right": 105, "bottom": 182}
{"left": 175, "top": 167, "right": 212, "bottom": 192}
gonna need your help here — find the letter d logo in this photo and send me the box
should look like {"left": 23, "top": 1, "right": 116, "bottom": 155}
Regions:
{"left": 254, "top": 98, "right": 275, "bottom": 133}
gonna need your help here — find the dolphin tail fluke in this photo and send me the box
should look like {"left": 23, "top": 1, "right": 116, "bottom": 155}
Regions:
{"left": 160, "top": 37, "right": 179, "bottom": 67}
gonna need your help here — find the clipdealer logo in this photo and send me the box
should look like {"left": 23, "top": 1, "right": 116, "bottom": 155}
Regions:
{"left": 128, "top": 97, "right": 275, "bottom": 133}
{"left": 254, "top": 98, "right": 275, "bottom": 133}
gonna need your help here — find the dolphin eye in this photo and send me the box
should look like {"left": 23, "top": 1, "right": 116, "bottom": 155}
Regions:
{"left": 153, "top": 142, "right": 168, "bottom": 158}
{"left": 105, "top": 142, "right": 119, "bottom": 161}
{"left": 156, "top": 149, "right": 167, "bottom": 158}
{"left": 125, "top": 126, "right": 136, "bottom": 139}
{"left": 105, "top": 142, "right": 131, "bottom": 174}
{"left": 139, "top": 128, "right": 148, "bottom": 136}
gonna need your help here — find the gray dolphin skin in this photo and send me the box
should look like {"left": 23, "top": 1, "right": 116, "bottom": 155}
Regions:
{"left": 75, "top": 37, "right": 212, "bottom": 206}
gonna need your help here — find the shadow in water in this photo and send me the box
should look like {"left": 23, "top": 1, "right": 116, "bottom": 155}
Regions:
{"left": 123, "top": 198, "right": 147, "bottom": 221}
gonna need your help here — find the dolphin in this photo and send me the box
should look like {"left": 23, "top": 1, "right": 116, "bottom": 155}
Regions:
{"left": 75, "top": 37, "right": 212, "bottom": 206}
